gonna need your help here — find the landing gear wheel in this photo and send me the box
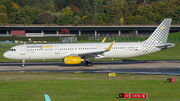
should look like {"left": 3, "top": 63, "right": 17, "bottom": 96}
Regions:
{"left": 22, "top": 59, "right": 25, "bottom": 67}
{"left": 86, "top": 61, "right": 92, "bottom": 66}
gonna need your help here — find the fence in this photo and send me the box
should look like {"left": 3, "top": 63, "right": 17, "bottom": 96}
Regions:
{"left": 0, "top": 33, "right": 180, "bottom": 43}
{"left": 80, "top": 33, "right": 180, "bottom": 43}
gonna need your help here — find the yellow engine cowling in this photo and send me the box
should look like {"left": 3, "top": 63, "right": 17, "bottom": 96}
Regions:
{"left": 64, "top": 56, "right": 84, "bottom": 64}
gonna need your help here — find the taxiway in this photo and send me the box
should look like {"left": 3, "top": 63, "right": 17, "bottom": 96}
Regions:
{"left": 0, "top": 60, "right": 180, "bottom": 75}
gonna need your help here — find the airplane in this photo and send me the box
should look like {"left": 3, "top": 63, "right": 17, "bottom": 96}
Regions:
{"left": 3, "top": 18, "right": 175, "bottom": 67}
{"left": 44, "top": 94, "right": 51, "bottom": 101}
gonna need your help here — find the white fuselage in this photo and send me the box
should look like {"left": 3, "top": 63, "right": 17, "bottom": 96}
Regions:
{"left": 3, "top": 42, "right": 145, "bottom": 60}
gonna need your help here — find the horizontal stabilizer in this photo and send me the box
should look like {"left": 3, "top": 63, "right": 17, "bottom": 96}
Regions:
{"left": 156, "top": 43, "right": 175, "bottom": 49}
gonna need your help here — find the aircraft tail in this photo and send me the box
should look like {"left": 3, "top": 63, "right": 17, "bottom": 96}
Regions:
{"left": 145, "top": 18, "right": 172, "bottom": 45}
{"left": 44, "top": 94, "right": 51, "bottom": 101}
{"left": 134, "top": 19, "right": 174, "bottom": 57}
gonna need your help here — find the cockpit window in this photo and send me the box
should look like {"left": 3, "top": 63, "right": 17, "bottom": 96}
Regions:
{"left": 9, "top": 49, "right": 16, "bottom": 51}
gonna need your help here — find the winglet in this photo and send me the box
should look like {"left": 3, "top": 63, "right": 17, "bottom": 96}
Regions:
{"left": 101, "top": 37, "right": 106, "bottom": 43}
{"left": 44, "top": 94, "right": 51, "bottom": 101}
{"left": 107, "top": 41, "right": 115, "bottom": 51}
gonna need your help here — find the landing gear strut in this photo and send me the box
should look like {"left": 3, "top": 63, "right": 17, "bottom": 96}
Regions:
{"left": 22, "top": 59, "right": 25, "bottom": 67}
{"left": 86, "top": 61, "right": 92, "bottom": 66}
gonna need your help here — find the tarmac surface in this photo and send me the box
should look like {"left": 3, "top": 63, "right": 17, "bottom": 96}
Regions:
{"left": 0, "top": 60, "right": 180, "bottom": 75}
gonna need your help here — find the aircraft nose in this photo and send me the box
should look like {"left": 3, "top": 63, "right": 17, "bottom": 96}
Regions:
{"left": 3, "top": 52, "right": 9, "bottom": 58}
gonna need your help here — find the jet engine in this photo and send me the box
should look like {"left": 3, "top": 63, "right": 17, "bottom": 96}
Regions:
{"left": 64, "top": 56, "right": 84, "bottom": 64}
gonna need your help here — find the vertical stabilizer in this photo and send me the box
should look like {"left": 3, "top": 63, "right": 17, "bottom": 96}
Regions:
{"left": 134, "top": 19, "right": 173, "bottom": 57}
{"left": 44, "top": 94, "right": 51, "bottom": 101}
{"left": 146, "top": 18, "right": 172, "bottom": 45}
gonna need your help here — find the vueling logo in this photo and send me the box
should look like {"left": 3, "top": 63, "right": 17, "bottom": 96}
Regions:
{"left": 26, "top": 45, "right": 43, "bottom": 50}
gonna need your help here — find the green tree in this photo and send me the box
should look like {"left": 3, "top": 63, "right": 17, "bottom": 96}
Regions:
{"left": 119, "top": 17, "right": 124, "bottom": 25}
{"left": 16, "top": 5, "right": 41, "bottom": 24}
{"left": 55, "top": 0, "right": 65, "bottom": 12}
{"left": 167, "top": 0, "right": 180, "bottom": 10}
{"left": 136, "top": 2, "right": 168, "bottom": 24}
{"left": 92, "top": 0, "right": 103, "bottom": 16}
{"left": 125, "top": 15, "right": 142, "bottom": 24}
{"left": 79, "top": 0, "right": 91, "bottom": 16}
{"left": 160, "top": 0, "right": 170, "bottom": 4}
{"left": 124, "top": 1, "right": 139, "bottom": 18}
{"left": 86, "top": 14, "right": 98, "bottom": 24}
{"left": 0, "top": 13, "right": 8, "bottom": 23}
{"left": 7, "top": 12, "right": 17, "bottom": 24}
{"left": 36, "top": 11, "right": 54, "bottom": 24}
{"left": 11, "top": 0, "right": 44, "bottom": 7}
{"left": 102, "top": 13, "right": 111, "bottom": 23}
{"left": 0, "top": 5, "right": 7, "bottom": 13}
{"left": 74, "top": 15, "right": 81, "bottom": 25}
{"left": 62, "top": 6, "right": 73, "bottom": 16}
{"left": 2, "top": 0, "right": 13, "bottom": 15}
{"left": 19, "top": 17, "right": 31, "bottom": 24}
{"left": 171, "top": 6, "right": 180, "bottom": 24}
{"left": 54, "top": 12, "right": 66, "bottom": 24}
{"left": 110, "top": 0, "right": 126, "bottom": 24}
{"left": 57, "top": 15, "right": 71, "bottom": 25}
{"left": 101, "top": 5, "right": 111, "bottom": 23}
{"left": 39, "top": 0, "right": 56, "bottom": 13}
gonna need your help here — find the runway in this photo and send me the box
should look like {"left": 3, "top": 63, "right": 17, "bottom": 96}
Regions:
{"left": 0, "top": 60, "right": 180, "bottom": 75}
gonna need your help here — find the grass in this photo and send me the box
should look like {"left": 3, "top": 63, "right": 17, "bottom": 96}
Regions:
{"left": 0, "top": 72, "right": 180, "bottom": 101}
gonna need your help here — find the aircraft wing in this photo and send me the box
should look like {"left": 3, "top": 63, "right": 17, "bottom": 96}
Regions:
{"left": 69, "top": 41, "right": 115, "bottom": 59}
{"left": 78, "top": 50, "right": 107, "bottom": 56}
{"left": 101, "top": 37, "right": 106, "bottom": 43}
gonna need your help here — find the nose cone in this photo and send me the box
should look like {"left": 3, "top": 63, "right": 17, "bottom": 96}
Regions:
{"left": 3, "top": 52, "right": 9, "bottom": 59}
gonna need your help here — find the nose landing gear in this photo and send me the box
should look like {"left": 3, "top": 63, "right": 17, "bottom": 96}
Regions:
{"left": 22, "top": 59, "right": 25, "bottom": 67}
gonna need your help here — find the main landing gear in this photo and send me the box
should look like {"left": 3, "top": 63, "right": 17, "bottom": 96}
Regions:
{"left": 86, "top": 61, "right": 92, "bottom": 66}
{"left": 22, "top": 59, "right": 25, "bottom": 67}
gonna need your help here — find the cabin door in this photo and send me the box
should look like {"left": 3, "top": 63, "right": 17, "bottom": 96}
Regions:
{"left": 55, "top": 45, "right": 59, "bottom": 54}
{"left": 20, "top": 46, "right": 25, "bottom": 55}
